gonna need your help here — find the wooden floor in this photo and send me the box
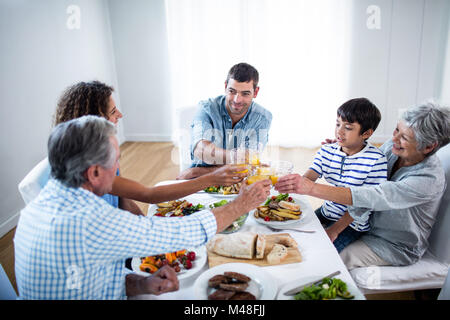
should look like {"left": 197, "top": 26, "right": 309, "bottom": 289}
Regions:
{"left": 1, "top": 141, "right": 437, "bottom": 299}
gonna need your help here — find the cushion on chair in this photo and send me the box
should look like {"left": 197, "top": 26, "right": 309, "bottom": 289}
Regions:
{"left": 438, "top": 267, "right": 450, "bottom": 300}
{"left": 18, "top": 158, "right": 50, "bottom": 205}
{"left": 350, "top": 252, "right": 449, "bottom": 294}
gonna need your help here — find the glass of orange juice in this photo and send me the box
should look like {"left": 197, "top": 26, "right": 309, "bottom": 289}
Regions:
{"left": 268, "top": 160, "right": 293, "bottom": 185}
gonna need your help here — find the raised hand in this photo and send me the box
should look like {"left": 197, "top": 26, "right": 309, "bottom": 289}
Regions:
{"left": 207, "top": 164, "right": 249, "bottom": 186}
{"left": 321, "top": 138, "right": 337, "bottom": 145}
{"left": 237, "top": 178, "right": 272, "bottom": 212}
{"left": 274, "top": 173, "right": 314, "bottom": 195}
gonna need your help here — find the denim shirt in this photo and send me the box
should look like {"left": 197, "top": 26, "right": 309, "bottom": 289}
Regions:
{"left": 190, "top": 95, "right": 272, "bottom": 167}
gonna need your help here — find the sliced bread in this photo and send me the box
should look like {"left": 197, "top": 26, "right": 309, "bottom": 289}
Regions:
{"left": 255, "top": 234, "right": 266, "bottom": 259}
{"left": 266, "top": 244, "right": 288, "bottom": 264}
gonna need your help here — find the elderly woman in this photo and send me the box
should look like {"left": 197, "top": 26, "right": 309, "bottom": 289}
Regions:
{"left": 50, "top": 81, "right": 248, "bottom": 214}
{"left": 275, "top": 102, "right": 450, "bottom": 268}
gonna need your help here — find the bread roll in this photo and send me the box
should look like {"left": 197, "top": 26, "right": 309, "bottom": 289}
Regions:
{"left": 274, "top": 235, "right": 298, "bottom": 248}
{"left": 279, "top": 200, "right": 300, "bottom": 211}
{"left": 207, "top": 232, "right": 257, "bottom": 259}
{"left": 267, "top": 244, "right": 288, "bottom": 264}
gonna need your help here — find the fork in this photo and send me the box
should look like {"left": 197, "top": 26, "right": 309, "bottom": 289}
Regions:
{"left": 267, "top": 226, "right": 316, "bottom": 234}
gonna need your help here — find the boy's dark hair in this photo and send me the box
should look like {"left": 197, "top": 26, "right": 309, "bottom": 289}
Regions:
{"left": 337, "top": 98, "right": 381, "bottom": 134}
{"left": 226, "top": 63, "right": 259, "bottom": 90}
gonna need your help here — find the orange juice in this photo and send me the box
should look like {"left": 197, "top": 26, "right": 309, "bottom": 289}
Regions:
{"left": 235, "top": 164, "right": 249, "bottom": 174}
{"left": 269, "top": 175, "right": 278, "bottom": 185}
{"left": 250, "top": 154, "right": 260, "bottom": 166}
{"left": 246, "top": 175, "right": 270, "bottom": 185}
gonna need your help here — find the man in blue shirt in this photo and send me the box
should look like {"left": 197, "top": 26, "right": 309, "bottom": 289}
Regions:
{"left": 14, "top": 116, "right": 271, "bottom": 299}
{"left": 177, "top": 63, "right": 272, "bottom": 180}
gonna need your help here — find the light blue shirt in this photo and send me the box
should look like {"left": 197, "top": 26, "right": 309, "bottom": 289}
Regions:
{"left": 350, "top": 139, "right": 446, "bottom": 265}
{"left": 14, "top": 179, "right": 217, "bottom": 299}
{"left": 190, "top": 95, "right": 272, "bottom": 167}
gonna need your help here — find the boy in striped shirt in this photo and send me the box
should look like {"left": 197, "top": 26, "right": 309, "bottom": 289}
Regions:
{"left": 305, "top": 98, "right": 387, "bottom": 252}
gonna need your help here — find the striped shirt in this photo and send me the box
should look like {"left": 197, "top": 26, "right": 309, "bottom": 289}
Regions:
{"left": 310, "top": 142, "right": 387, "bottom": 231}
{"left": 14, "top": 179, "right": 217, "bottom": 300}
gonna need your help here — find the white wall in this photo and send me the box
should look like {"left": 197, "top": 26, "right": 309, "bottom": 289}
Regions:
{"left": 0, "top": 0, "right": 121, "bottom": 237}
{"left": 108, "top": 0, "right": 173, "bottom": 142}
{"left": 347, "top": 0, "right": 450, "bottom": 143}
{"left": 440, "top": 10, "right": 450, "bottom": 105}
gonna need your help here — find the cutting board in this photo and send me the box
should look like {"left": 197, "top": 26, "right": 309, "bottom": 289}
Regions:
{"left": 207, "top": 233, "right": 302, "bottom": 268}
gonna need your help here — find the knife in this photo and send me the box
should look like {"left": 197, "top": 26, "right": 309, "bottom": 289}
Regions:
{"left": 283, "top": 271, "right": 341, "bottom": 296}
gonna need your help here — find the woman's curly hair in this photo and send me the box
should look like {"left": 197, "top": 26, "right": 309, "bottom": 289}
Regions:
{"left": 53, "top": 81, "right": 114, "bottom": 126}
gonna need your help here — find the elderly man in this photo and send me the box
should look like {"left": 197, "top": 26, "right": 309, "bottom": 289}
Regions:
{"left": 14, "top": 116, "right": 271, "bottom": 299}
{"left": 177, "top": 62, "right": 273, "bottom": 180}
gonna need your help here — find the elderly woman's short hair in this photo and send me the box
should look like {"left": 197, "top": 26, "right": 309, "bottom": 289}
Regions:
{"left": 402, "top": 102, "right": 450, "bottom": 156}
{"left": 48, "top": 115, "right": 117, "bottom": 188}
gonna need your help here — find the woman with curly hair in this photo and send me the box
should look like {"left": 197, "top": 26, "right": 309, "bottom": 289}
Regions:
{"left": 54, "top": 81, "right": 122, "bottom": 126}
{"left": 48, "top": 80, "right": 247, "bottom": 215}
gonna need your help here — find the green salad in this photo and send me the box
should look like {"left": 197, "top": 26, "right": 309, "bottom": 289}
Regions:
{"left": 294, "top": 277, "right": 354, "bottom": 300}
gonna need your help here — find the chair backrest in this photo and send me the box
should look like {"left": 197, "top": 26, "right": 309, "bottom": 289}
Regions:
{"left": 174, "top": 106, "right": 198, "bottom": 172}
{"left": 18, "top": 157, "right": 50, "bottom": 205}
{"left": 0, "top": 264, "right": 17, "bottom": 300}
{"left": 428, "top": 144, "right": 450, "bottom": 264}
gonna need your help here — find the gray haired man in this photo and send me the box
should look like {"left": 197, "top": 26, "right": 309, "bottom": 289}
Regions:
{"left": 14, "top": 115, "right": 271, "bottom": 299}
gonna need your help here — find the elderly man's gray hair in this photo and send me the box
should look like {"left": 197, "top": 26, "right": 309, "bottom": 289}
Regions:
{"left": 48, "top": 115, "right": 117, "bottom": 188}
{"left": 402, "top": 102, "right": 450, "bottom": 156}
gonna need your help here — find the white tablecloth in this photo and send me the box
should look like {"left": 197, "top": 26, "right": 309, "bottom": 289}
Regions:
{"left": 130, "top": 180, "right": 365, "bottom": 300}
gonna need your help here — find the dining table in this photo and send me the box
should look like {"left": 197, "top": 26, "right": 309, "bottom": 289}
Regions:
{"left": 129, "top": 180, "right": 366, "bottom": 301}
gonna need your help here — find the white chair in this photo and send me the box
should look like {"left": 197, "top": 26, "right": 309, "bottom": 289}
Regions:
{"left": 349, "top": 144, "right": 450, "bottom": 294}
{"left": 0, "top": 264, "right": 17, "bottom": 300}
{"left": 18, "top": 157, "right": 50, "bottom": 205}
{"left": 173, "top": 106, "right": 197, "bottom": 172}
{"left": 438, "top": 268, "right": 450, "bottom": 300}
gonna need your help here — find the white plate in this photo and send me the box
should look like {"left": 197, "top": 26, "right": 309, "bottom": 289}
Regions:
{"left": 202, "top": 192, "right": 239, "bottom": 199}
{"left": 131, "top": 246, "right": 207, "bottom": 280}
{"left": 193, "top": 263, "right": 278, "bottom": 300}
{"left": 277, "top": 275, "right": 365, "bottom": 300}
{"left": 252, "top": 197, "right": 308, "bottom": 227}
